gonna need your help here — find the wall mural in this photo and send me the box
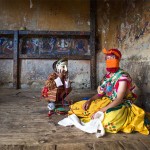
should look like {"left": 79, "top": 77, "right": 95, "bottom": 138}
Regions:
{"left": 20, "top": 37, "right": 90, "bottom": 55}
{"left": 0, "top": 37, "right": 13, "bottom": 55}
{"left": 0, "top": 37, "right": 90, "bottom": 55}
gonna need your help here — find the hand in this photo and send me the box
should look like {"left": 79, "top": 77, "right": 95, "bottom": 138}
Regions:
{"left": 99, "top": 107, "right": 107, "bottom": 113}
{"left": 82, "top": 100, "right": 91, "bottom": 111}
{"left": 91, "top": 107, "right": 106, "bottom": 120}
{"left": 91, "top": 112, "right": 97, "bottom": 119}
{"left": 56, "top": 70, "right": 66, "bottom": 79}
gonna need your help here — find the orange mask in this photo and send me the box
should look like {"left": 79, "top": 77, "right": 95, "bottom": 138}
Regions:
{"left": 106, "top": 59, "right": 119, "bottom": 68}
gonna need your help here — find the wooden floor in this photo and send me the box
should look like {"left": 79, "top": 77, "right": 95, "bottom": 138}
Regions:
{"left": 0, "top": 89, "right": 150, "bottom": 150}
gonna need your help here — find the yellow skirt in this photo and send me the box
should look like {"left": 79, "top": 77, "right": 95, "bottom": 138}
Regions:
{"left": 68, "top": 97, "right": 149, "bottom": 135}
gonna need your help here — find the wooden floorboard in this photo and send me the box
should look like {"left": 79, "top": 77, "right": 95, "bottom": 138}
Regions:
{"left": 0, "top": 89, "right": 149, "bottom": 150}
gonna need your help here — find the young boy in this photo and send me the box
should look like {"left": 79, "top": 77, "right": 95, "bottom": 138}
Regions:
{"left": 42, "top": 58, "right": 72, "bottom": 116}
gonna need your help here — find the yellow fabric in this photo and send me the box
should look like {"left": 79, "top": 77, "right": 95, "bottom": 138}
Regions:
{"left": 68, "top": 97, "right": 149, "bottom": 135}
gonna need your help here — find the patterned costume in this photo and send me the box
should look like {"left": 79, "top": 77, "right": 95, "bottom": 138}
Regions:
{"left": 68, "top": 49, "right": 150, "bottom": 135}
{"left": 42, "top": 59, "right": 72, "bottom": 115}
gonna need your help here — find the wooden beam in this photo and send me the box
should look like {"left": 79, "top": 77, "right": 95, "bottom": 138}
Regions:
{"left": 90, "top": 0, "right": 97, "bottom": 90}
{"left": 19, "top": 30, "right": 90, "bottom": 36}
{"left": 0, "top": 55, "right": 13, "bottom": 59}
{"left": 0, "top": 30, "right": 14, "bottom": 35}
{"left": 19, "top": 54, "right": 91, "bottom": 60}
{"left": 13, "top": 31, "right": 19, "bottom": 89}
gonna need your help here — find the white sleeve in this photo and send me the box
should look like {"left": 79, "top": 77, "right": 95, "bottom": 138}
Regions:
{"left": 54, "top": 77, "right": 63, "bottom": 87}
{"left": 65, "top": 78, "right": 70, "bottom": 88}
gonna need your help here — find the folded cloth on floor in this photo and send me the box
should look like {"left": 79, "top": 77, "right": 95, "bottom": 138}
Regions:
{"left": 58, "top": 111, "right": 105, "bottom": 138}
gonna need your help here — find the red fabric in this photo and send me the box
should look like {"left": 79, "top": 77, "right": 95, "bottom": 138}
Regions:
{"left": 107, "top": 49, "right": 122, "bottom": 59}
{"left": 103, "top": 48, "right": 122, "bottom": 59}
{"left": 106, "top": 68, "right": 119, "bottom": 73}
{"left": 41, "top": 86, "right": 57, "bottom": 102}
{"left": 115, "top": 80, "right": 130, "bottom": 92}
{"left": 42, "top": 87, "right": 49, "bottom": 97}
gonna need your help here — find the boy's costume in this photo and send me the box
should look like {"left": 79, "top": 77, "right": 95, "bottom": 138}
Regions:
{"left": 41, "top": 59, "right": 72, "bottom": 115}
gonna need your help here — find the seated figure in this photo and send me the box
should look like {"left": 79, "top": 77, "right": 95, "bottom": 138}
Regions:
{"left": 42, "top": 58, "right": 72, "bottom": 116}
{"left": 68, "top": 48, "right": 150, "bottom": 135}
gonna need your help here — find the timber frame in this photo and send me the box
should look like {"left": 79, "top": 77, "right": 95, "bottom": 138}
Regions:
{"left": 0, "top": 0, "right": 96, "bottom": 89}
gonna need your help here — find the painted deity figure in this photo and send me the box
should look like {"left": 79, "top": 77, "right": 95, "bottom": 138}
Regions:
{"left": 0, "top": 38, "right": 6, "bottom": 54}
{"left": 57, "top": 39, "right": 69, "bottom": 51}
{"left": 76, "top": 39, "right": 86, "bottom": 53}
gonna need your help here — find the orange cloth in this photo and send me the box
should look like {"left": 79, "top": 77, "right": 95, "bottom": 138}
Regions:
{"left": 106, "top": 59, "right": 119, "bottom": 68}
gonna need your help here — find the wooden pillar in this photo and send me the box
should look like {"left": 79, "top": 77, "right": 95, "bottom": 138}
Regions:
{"left": 90, "top": 0, "right": 97, "bottom": 89}
{"left": 13, "top": 31, "right": 19, "bottom": 89}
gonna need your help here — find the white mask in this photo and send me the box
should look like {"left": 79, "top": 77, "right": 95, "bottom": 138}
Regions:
{"left": 56, "top": 61, "right": 68, "bottom": 73}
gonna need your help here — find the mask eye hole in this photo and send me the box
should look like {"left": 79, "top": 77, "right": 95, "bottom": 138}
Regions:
{"left": 106, "top": 55, "right": 116, "bottom": 60}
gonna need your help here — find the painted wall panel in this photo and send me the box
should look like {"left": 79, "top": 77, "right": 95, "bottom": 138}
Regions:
{"left": 20, "top": 59, "right": 90, "bottom": 89}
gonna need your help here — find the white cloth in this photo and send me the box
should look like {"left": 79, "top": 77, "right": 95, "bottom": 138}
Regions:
{"left": 65, "top": 78, "right": 70, "bottom": 88}
{"left": 54, "top": 77, "right": 63, "bottom": 87}
{"left": 58, "top": 111, "right": 105, "bottom": 138}
{"left": 54, "top": 77, "right": 70, "bottom": 88}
